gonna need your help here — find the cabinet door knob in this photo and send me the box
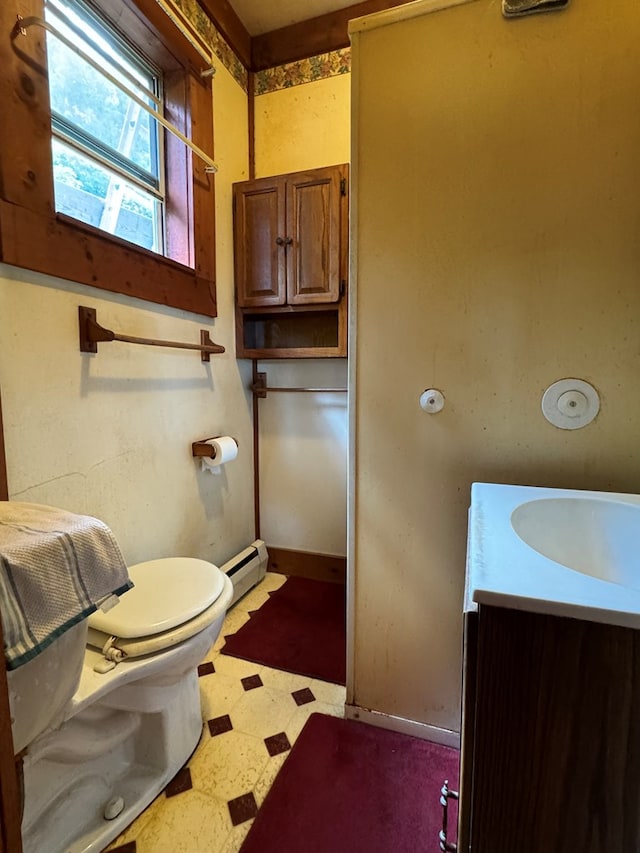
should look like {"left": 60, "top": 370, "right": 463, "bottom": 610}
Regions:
{"left": 275, "top": 237, "right": 285, "bottom": 246}
{"left": 284, "top": 236, "right": 293, "bottom": 246}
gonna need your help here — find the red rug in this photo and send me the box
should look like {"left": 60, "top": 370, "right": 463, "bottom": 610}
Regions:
{"left": 222, "top": 577, "right": 346, "bottom": 684}
{"left": 240, "top": 712, "right": 460, "bottom": 853}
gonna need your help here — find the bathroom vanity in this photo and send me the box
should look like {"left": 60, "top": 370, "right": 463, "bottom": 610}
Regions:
{"left": 452, "top": 483, "right": 640, "bottom": 853}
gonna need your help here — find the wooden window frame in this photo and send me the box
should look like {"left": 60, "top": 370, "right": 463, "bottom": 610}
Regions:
{"left": 0, "top": 0, "right": 217, "bottom": 317}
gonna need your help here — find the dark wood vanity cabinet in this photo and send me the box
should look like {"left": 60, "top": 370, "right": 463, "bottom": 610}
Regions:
{"left": 233, "top": 164, "right": 349, "bottom": 358}
{"left": 455, "top": 604, "right": 640, "bottom": 852}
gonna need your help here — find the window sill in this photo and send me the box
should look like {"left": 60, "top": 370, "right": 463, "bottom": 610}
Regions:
{"left": 0, "top": 201, "right": 217, "bottom": 317}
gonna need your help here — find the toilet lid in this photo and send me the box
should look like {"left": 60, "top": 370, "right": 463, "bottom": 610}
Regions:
{"left": 88, "top": 557, "right": 225, "bottom": 638}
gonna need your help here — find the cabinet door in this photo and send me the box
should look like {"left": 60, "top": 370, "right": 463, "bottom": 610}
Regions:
{"left": 286, "top": 167, "right": 343, "bottom": 305}
{"left": 234, "top": 177, "right": 286, "bottom": 307}
{"left": 469, "top": 605, "right": 640, "bottom": 852}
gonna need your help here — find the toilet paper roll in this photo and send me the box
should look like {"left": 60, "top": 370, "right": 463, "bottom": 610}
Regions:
{"left": 201, "top": 436, "right": 238, "bottom": 473}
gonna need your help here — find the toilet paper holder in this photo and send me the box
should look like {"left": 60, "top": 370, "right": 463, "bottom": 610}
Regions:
{"left": 192, "top": 436, "right": 238, "bottom": 459}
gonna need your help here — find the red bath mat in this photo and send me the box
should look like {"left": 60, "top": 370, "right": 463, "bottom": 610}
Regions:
{"left": 240, "top": 712, "right": 460, "bottom": 853}
{"left": 221, "top": 576, "right": 346, "bottom": 684}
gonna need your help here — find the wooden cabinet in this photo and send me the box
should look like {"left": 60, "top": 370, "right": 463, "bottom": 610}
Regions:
{"left": 233, "top": 165, "right": 348, "bottom": 358}
{"left": 454, "top": 604, "right": 640, "bottom": 852}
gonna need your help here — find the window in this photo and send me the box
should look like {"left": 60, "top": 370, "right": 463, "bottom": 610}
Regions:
{"left": 0, "top": 0, "right": 217, "bottom": 316}
{"left": 46, "top": 0, "right": 164, "bottom": 253}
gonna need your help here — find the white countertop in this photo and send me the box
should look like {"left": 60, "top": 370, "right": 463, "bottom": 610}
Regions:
{"left": 466, "top": 482, "right": 640, "bottom": 630}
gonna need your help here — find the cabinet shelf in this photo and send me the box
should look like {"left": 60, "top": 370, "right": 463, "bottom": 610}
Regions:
{"left": 238, "top": 304, "right": 346, "bottom": 359}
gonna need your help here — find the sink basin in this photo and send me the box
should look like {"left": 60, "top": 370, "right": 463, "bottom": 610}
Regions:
{"left": 467, "top": 482, "right": 640, "bottom": 631}
{"left": 511, "top": 497, "right": 640, "bottom": 589}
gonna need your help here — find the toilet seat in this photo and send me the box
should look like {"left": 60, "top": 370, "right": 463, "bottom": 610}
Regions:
{"left": 88, "top": 557, "right": 225, "bottom": 637}
{"left": 86, "top": 557, "right": 228, "bottom": 669}
{"left": 86, "top": 588, "right": 229, "bottom": 664}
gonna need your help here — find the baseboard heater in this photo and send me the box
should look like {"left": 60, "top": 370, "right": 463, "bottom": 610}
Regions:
{"left": 220, "top": 539, "right": 268, "bottom": 607}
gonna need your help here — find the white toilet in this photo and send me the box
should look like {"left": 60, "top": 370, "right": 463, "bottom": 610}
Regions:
{"left": 8, "top": 555, "right": 233, "bottom": 853}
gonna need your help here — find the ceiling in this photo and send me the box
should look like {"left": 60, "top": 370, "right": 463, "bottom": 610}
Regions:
{"left": 227, "top": 0, "right": 354, "bottom": 36}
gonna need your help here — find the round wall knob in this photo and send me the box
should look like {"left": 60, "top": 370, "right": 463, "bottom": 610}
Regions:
{"left": 541, "top": 379, "right": 600, "bottom": 430}
{"left": 420, "top": 389, "right": 445, "bottom": 413}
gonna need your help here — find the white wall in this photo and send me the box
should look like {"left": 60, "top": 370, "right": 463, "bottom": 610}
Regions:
{"left": 0, "top": 60, "right": 253, "bottom": 568}
{"left": 257, "top": 360, "right": 347, "bottom": 555}
{"left": 253, "top": 73, "right": 350, "bottom": 556}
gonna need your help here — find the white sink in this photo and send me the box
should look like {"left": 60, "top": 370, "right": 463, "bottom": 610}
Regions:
{"left": 511, "top": 497, "right": 640, "bottom": 590}
{"left": 466, "top": 483, "right": 640, "bottom": 630}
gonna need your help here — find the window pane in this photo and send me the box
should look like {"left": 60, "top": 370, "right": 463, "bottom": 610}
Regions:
{"left": 46, "top": 1, "right": 160, "bottom": 180}
{"left": 52, "top": 139, "right": 162, "bottom": 253}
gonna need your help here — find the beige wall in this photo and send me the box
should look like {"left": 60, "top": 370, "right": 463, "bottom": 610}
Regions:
{"left": 0, "top": 60, "right": 253, "bottom": 568}
{"left": 350, "top": 0, "right": 640, "bottom": 733}
{"left": 254, "top": 74, "right": 350, "bottom": 178}
{"left": 253, "top": 74, "right": 351, "bottom": 556}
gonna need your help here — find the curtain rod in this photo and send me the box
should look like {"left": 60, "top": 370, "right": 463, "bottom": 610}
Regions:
{"left": 12, "top": 14, "right": 218, "bottom": 173}
{"left": 153, "top": 0, "right": 216, "bottom": 73}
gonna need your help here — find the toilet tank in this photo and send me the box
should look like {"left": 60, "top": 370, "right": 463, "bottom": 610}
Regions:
{"left": 7, "top": 621, "right": 88, "bottom": 754}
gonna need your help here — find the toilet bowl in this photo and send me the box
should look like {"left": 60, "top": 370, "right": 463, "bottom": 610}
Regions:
{"left": 9, "top": 556, "right": 233, "bottom": 853}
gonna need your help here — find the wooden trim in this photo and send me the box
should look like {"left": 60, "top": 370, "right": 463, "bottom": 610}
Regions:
{"left": 239, "top": 346, "right": 346, "bottom": 359}
{"left": 196, "top": 0, "right": 416, "bottom": 72}
{"left": 96, "top": 0, "right": 202, "bottom": 71}
{"left": 164, "top": 72, "right": 193, "bottom": 268}
{"left": 0, "top": 0, "right": 53, "bottom": 217}
{"left": 189, "top": 72, "right": 217, "bottom": 289}
{"left": 252, "top": 360, "right": 261, "bottom": 540}
{"left": 248, "top": 72, "right": 255, "bottom": 180}
{"left": 267, "top": 546, "right": 346, "bottom": 585}
{"left": 0, "top": 202, "right": 216, "bottom": 316}
{"left": 251, "top": 0, "right": 411, "bottom": 71}
{"left": 0, "top": 391, "right": 7, "bottom": 502}
{"left": 197, "top": 0, "right": 252, "bottom": 69}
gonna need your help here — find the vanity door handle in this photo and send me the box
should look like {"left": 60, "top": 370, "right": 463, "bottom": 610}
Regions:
{"left": 439, "top": 780, "right": 458, "bottom": 852}
{"left": 275, "top": 237, "right": 285, "bottom": 246}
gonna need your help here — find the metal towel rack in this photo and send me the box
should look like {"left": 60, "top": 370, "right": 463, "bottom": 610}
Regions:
{"left": 78, "top": 306, "right": 225, "bottom": 361}
{"left": 250, "top": 372, "right": 347, "bottom": 398}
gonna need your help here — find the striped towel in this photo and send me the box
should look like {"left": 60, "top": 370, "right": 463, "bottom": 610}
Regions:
{"left": 0, "top": 502, "right": 132, "bottom": 670}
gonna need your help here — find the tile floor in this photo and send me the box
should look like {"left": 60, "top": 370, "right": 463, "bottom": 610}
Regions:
{"left": 106, "top": 572, "right": 346, "bottom": 853}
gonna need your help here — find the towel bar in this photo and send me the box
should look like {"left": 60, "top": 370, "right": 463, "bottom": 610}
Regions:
{"left": 251, "top": 372, "right": 347, "bottom": 398}
{"left": 78, "top": 307, "right": 225, "bottom": 361}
